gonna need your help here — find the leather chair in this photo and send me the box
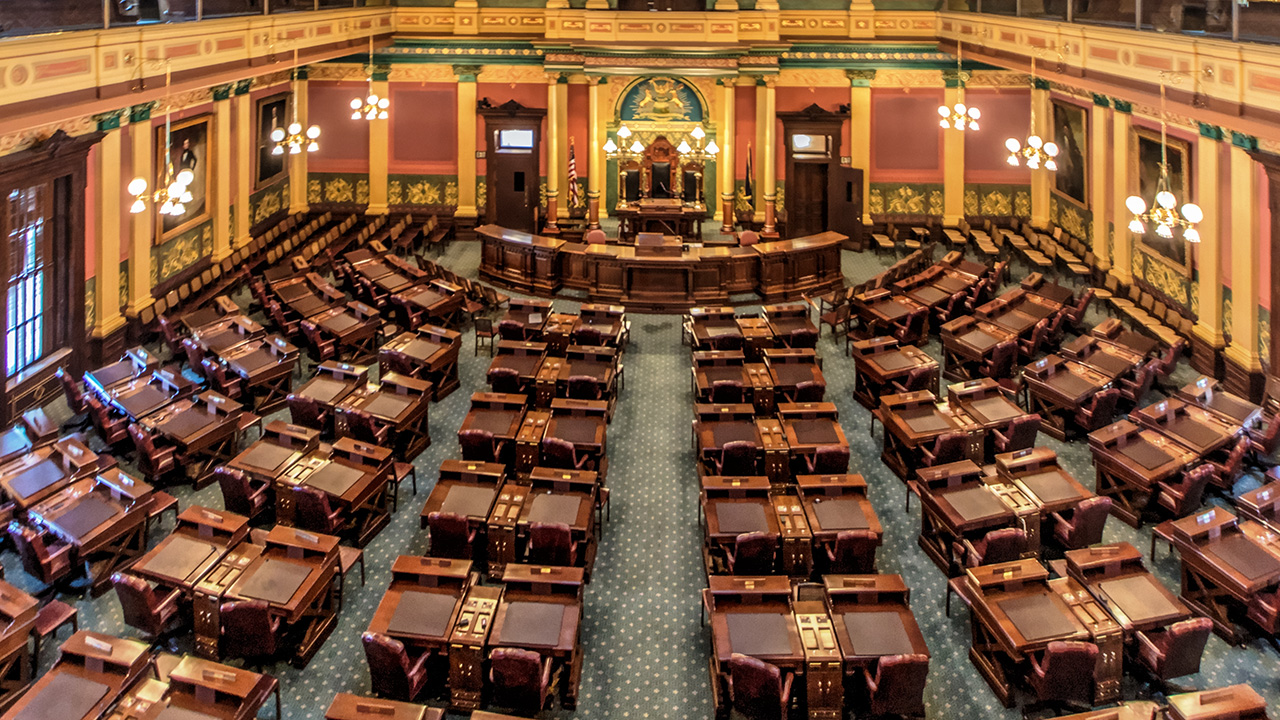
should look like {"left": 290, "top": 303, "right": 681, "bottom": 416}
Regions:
{"left": 806, "top": 445, "right": 849, "bottom": 474}
{"left": 300, "top": 319, "right": 336, "bottom": 362}
{"left": 201, "top": 358, "right": 243, "bottom": 401}
{"left": 1134, "top": 617, "right": 1213, "bottom": 692}
{"left": 1203, "top": 435, "right": 1250, "bottom": 490}
{"left": 981, "top": 340, "right": 1018, "bottom": 380}
{"left": 727, "top": 653, "right": 792, "bottom": 720}
{"left": 738, "top": 231, "right": 760, "bottom": 247}
{"left": 726, "top": 532, "right": 776, "bottom": 575}
{"left": 710, "top": 380, "right": 745, "bottom": 404}
{"left": 56, "top": 367, "right": 88, "bottom": 416}
{"left": 489, "top": 647, "right": 555, "bottom": 714}
{"left": 156, "top": 315, "right": 185, "bottom": 359}
{"left": 892, "top": 309, "right": 929, "bottom": 345}
{"left": 1018, "top": 318, "right": 1050, "bottom": 359}
{"left": 1119, "top": 359, "right": 1161, "bottom": 407}
{"left": 1046, "top": 310, "right": 1068, "bottom": 346}
{"left": 497, "top": 320, "right": 527, "bottom": 342}
{"left": 571, "top": 326, "right": 605, "bottom": 347}
{"left": 865, "top": 654, "right": 929, "bottom": 718}
{"left": 9, "top": 522, "right": 75, "bottom": 591}
{"left": 1027, "top": 641, "right": 1098, "bottom": 711}
{"left": 287, "top": 394, "right": 330, "bottom": 433}
{"left": 542, "top": 436, "right": 591, "bottom": 471}
{"left": 427, "top": 512, "right": 476, "bottom": 559}
{"left": 1075, "top": 388, "right": 1120, "bottom": 434}
{"left": 957, "top": 527, "right": 1027, "bottom": 568}
{"left": 487, "top": 366, "right": 523, "bottom": 395}
{"left": 1051, "top": 496, "right": 1112, "bottom": 550}
{"left": 181, "top": 338, "right": 206, "bottom": 371}
{"left": 1250, "top": 413, "right": 1280, "bottom": 469}
{"left": 362, "top": 631, "right": 430, "bottom": 701}
{"left": 920, "top": 432, "right": 966, "bottom": 468}
{"left": 933, "top": 291, "right": 967, "bottom": 327}
{"left": 1064, "top": 288, "right": 1095, "bottom": 331}
{"left": 528, "top": 521, "right": 577, "bottom": 566}
{"left": 111, "top": 572, "right": 181, "bottom": 643}
{"left": 127, "top": 424, "right": 176, "bottom": 484}
{"left": 712, "top": 333, "right": 744, "bottom": 352}
{"left": 1156, "top": 464, "right": 1214, "bottom": 518}
{"left": 293, "top": 486, "right": 346, "bottom": 535}
{"left": 991, "top": 414, "right": 1040, "bottom": 455}
{"left": 712, "top": 440, "right": 758, "bottom": 476}
{"left": 219, "top": 600, "right": 282, "bottom": 662}
{"left": 215, "top": 467, "right": 273, "bottom": 523}
{"left": 567, "top": 375, "right": 603, "bottom": 401}
{"left": 825, "top": 529, "right": 877, "bottom": 574}
{"left": 346, "top": 409, "right": 389, "bottom": 446}
{"left": 785, "top": 328, "right": 818, "bottom": 349}
{"left": 891, "top": 366, "right": 934, "bottom": 395}
{"left": 86, "top": 395, "right": 129, "bottom": 446}
{"left": 459, "top": 428, "right": 500, "bottom": 463}
{"left": 791, "top": 381, "right": 825, "bottom": 403}
{"left": 583, "top": 229, "right": 607, "bottom": 245}
{"left": 389, "top": 294, "right": 427, "bottom": 331}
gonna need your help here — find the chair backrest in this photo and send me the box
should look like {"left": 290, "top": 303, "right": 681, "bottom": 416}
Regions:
{"left": 219, "top": 600, "right": 277, "bottom": 659}
{"left": 427, "top": 511, "right": 472, "bottom": 559}
{"left": 567, "top": 374, "right": 603, "bottom": 401}
{"left": 973, "top": 527, "right": 1026, "bottom": 566}
{"left": 541, "top": 436, "right": 579, "bottom": 469}
{"left": 1169, "top": 464, "right": 1214, "bottom": 513}
{"left": 711, "top": 380, "right": 745, "bottom": 404}
{"left": 293, "top": 486, "right": 339, "bottom": 533}
{"left": 182, "top": 338, "right": 205, "bottom": 368}
{"left": 361, "top": 632, "right": 415, "bottom": 700}
{"left": 288, "top": 394, "right": 327, "bottom": 429}
{"left": 1126, "top": 359, "right": 1161, "bottom": 401}
{"left": 215, "top": 467, "right": 256, "bottom": 517}
{"left": 787, "top": 328, "right": 818, "bottom": 349}
{"left": 1035, "top": 641, "right": 1098, "bottom": 704}
{"left": 529, "top": 522, "right": 574, "bottom": 566}
{"left": 85, "top": 394, "right": 115, "bottom": 429}
{"left": 572, "top": 326, "right": 605, "bottom": 347}
{"left": 829, "top": 529, "right": 877, "bottom": 574}
{"left": 1258, "top": 411, "right": 1280, "bottom": 456}
{"left": 487, "top": 367, "right": 522, "bottom": 394}
{"left": 926, "top": 432, "right": 967, "bottom": 466}
{"left": 489, "top": 647, "right": 546, "bottom": 712}
{"left": 1079, "top": 388, "right": 1120, "bottom": 429}
{"left": 1071, "top": 287, "right": 1095, "bottom": 319}
{"left": 727, "top": 653, "right": 785, "bottom": 719}
{"left": 498, "top": 320, "right": 526, "bottom": 341}
{"left": 793, "top": 380, "right": 826, "bottom": 402}
{"left": 347, "top": 409, "right": 385, "bottom": 445}
{"left": 1060, "top": 496, "right": 1111, "bottom": 549}
{"left": 712, "top": 333, "right": 743, "bottom": 351}
{"left": 985, "top": 340, "right": 1017, "bottom": 378}
{"left": 868, "top": 654, "right": 930, "bottom": 717}
{"left": 584, "top": 229, "right": 607, "bottom": 244}
{"left": 732, "top": 531, "right": 776, "bottom": 575}
{"left": 1153, "top": 617, "right": 1214, "bottom": 679}
{"left": 458, "top": 428, "right": 497, "bottom": 462}
{"left": 998, "top": 414, "right": 1040, "bottom": 453}
{"left": 738, "top": 230, "right": 760, "bottom": 246}
{"left": 475, "top": 316, "right": 494, "bottom": 335}
{"left": 721, "top": 440, "right": 758, "bottom": 476}
{"left": 56, "top": 367, "right": 87, "bottom": 413}
{"left": 811, "top": 445, "right": 849, "bottom": 474}
{"left": 903, "top": 365, "right": 934, "bottom": 392}
{"left": 9, "top": 523, "right": 55, "bottom": 582}
{"left": 111, "top": 572, "right": 170, "bottom": 634}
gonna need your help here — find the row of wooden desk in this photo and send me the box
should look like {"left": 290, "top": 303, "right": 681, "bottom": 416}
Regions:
{"left": 489, "top": 342, "right": 620, "bottom": 419}
{"left": 687, "top": 303, "right": 818, "bottom": 356}
{"left": 290, "top": 361, "right": 433, "bottom": 458}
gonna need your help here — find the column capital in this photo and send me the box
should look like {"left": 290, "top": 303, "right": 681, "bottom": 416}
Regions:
{"left": 212, "top": 83, "right": 234, "bottom": 101}
{"left": 845, "top": 69, "right": 875, "bottom": 87}
{"left": 1091, "top": 93, "right": 1110, "bottom": 107}
{"left": 94, "top": 109, "right": 126, "bottom": 132}
{"left": 294, "top": 66, "right": 309, "bottom": 81}
{"left": 371, "top": 64, "right": 391, "bottom": 82}
{"left": 545, "top": 71, "right": 564, "bottom": 85}
{"left": 1113, "top": 99, "right": 1133, "bottom": 114}
{"left": 452, "top": 64, "right": 482, "bottom": 82}
{"left": 1032, "top": 78, "right": 1051, "bottom": 91}
{"left": 129, "top": 102, "right": 157, "bottom": 124}
{"left": 1198, "top": 123, "right": 1224, "bottom": 141}
{"left": 234, "top": 79, "right": 253, "bottom": 96}
{"left": 1231, "top": 131, "right": 1258, "bottom": 152}
{"left": 942, "top": 69, "right": 970, "bottom": 89}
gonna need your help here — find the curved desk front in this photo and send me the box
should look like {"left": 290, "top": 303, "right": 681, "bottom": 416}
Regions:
{"left": 478, "top": 224, "right": 845, "bottom": 312}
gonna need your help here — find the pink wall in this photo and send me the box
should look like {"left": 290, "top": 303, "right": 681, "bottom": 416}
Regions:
{"left": 309, "top": 82, "right": 370, "bottom": 172}
{"left": 871, "top": 89, "right": 943, "bottom": 182}
{"left": 964, "top": 89, "right": 1031, "bottom": 183}
{"left": 567, "top": 83, "right": 589, "bottom": 178}
{"left": 390, "top": 84, "right": 457, "bottom": 174}
{"left": 734, "top": 84, "right": 756, "bottom": 179}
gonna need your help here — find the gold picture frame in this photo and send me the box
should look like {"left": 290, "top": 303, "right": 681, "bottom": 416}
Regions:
{"left": 1131, "top": 125, "right": 1193, "bottom": 277}
{"left": 155, "top": 114, "right": 213, "bottom": 242}
{"left": 254, "top": 94, "right": 289, "bottom": 191}
{"left": 1052, "top": 99, "right": 1088, "bottom": 205}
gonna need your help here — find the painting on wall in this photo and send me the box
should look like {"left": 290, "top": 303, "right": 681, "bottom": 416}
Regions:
{"left": 618, "top": 76, "right": 705, "bottom": 124}
{"left": 156, "top": 115, "right": 211, "bottom": 239}
{"left": 1131, "top": 125, "right": 1193, "bottom": 275}
{"left": 1052, "top": 100, "right": 1088, "bottom": 205}
{"left": 256, "top": 94, "right": 288, "bottom": 189}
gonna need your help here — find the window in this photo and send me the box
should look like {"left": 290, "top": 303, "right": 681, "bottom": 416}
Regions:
{"left": 497, "top": 129, "right": 535, "bottom": 152}
{"left": 6, "top": 187, "right": 46, "bottom": 377}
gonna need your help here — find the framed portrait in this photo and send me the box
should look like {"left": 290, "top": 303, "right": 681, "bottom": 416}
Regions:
{"left": 255, "top": 94, "right": 288, "bottom": 189}
{"left": 155, "top": 115, "right": 211, "bottom": 240}
{"left": 1131, "top": 125, "right": 1193, "bottom": 275}
{"left": 1052, "top": 100, "right": 1088, "bottom": 205}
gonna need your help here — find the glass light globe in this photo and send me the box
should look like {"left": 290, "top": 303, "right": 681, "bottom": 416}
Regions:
{"left": 1184, "top": 227, "right": 1201, "bottom": 243}
{"left": 1126, "top": 195, "right": 1147, "bottom": 215}
{"left": 306, "top": 125, "right": 320, "bottom": 139}
{"left": 290, "top": 144, "right": 301, "bottom": 155}
{"left": 1005, "top": 138, "right": 1021, "bottom": 152}
{"left": 176, "top": 169, "right": 194, "bottom": 186}
{"left": 617, "top": 125, "right": 632, "bottom": 139}
{"left": 968, "top": 120, "right": 979, "bottom": 131}
{"left": 954, "top": 103, "right": 966, "bottom": 115}
{"left": 603, "top": 138, "right": 618, "bottom": 153}
{"left": 1045, "top": 159, "right": 1058, "bottom": 172}
{"left": 172, "top": 203, "right": 185, "bottom": 216}
{"left": 272, "top": 145, "right": 284, "bottom": 156}
{"left": 128, "top": 178, "right": 148, "bottom": 196}
{"left": 180, "top": 191, "right": 193, "bottom": 203}
{"left": 953, "top": 119, "right": 963, "bottom": 130}
{"left": 677, "top": 140, "right": 692, "bottom": 153}
{"left": 969, "top": 107, "right": 981, "bottom": 120}
{"left": 1007, "top": 155, "right": 1020, "bottom": 167}
{"left": 160, "top": 200, "right": 174, "bottom": 214}
{"left": 1182, "top": 203, "right": 1203, "bottom": 224}
{"left": 167, "top": 182, "right": 182, "bottom": 196}
{"left": 351, "top": 98, "right": 362, "bottom": 110}
{"left": 940, "top": 119, "right": 950, "bottom": 129}
{"left": 351, "top": 111, "right": 361, "bottom": 120}
{"left": 1155, "top": 191, "right": 1175, "bottom": 210}
{"left": 378, "top": 111, "right": 388, "bottom": 120}
{"left": 1027, "top": 157, "right": 1040, "bottom": 170}
{"left": 705, "top": 140, "right": 719, "bottom": 155}
{"left": 938, "top": 105, "right": 950, "bottom": 118}
{"left": 307, "top": 141, "right": 319, "bottom": 153}
{"left": 691, "top": 125, "right": 705, "bottom": 140}
{"left": 1044, "top": 142, "right": 1059, "bottom": 157}
{"left": 366, "top": 95, "right": 378, "bottom": 105}
{"left": 288, "top": 122, "right": 302, "bottom": 135}
{"left": 130, "top": 198, "right": 146, "bottom": 214}
{"left": 378, "top": 98, "right": 389, "bottom": 109}
{"left": 271, "top": 128, "right": 286, "bottom": 142}
{"left": 1129, "top": 219, "right": 1146, "bottom": 233}
{"left": 1156, "top": 223, "right": 1174, "bottom": 239}
{"left": 1028, "top": 135, "right": 1043, "bottom": 149}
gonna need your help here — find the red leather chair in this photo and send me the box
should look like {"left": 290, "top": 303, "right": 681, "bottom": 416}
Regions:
{"left": 1075, "top": 388, "right": 1120, "bottom": 434}
{"left": 981, "top": 340, "right": 1018, "bottom": 380}
{"left": 920, "top": 432, "right": 966, "bottom": 468}
{"left": 991, "top": 414, "right": 1041, "bottom": 455}
{"left": 487, "top": 366, "right": 523, "bottom": 395}
{"left": 571, "top": 326, "right": 605, "bottom": 347}
{"left": 805, "top": 445, "right": 849, "bottom": 474}
{"left": 85, "top": 395, "right": 129, "bottom": 446}
{"left": 726, "top": 531, "right": 776, "bottom": 575}
{"left": 9, "top": 522, "right": 75, "bottom": 592}
{"left": 784, "top": 328, "right": 818, "bottom": 349}
{"left": 219, "top": 600, "right": 282, "bottom": 662}
{"left": 214, "top": 467, "right": 273, "bottom": 523}
{"left": 712, "top": 333, "right": 744, "bottom": 352}
{"left": 1028, "top": 641, "right": 1098, "bottom": 711}
{"left": 825, "top": 529, "right": 877, "bottom": 574}
{"left": 293, "top": 486, "right": 346, "bottom": 535}
{"left": 1064, "top": 287, "right": 1095, "bottom": 331}
{"left": 111, "top": 572, "right": 182, "bottom": 643}
{"left": 201, "top": 358, "right": 243, "bottom": 401}
{"left": 128, "top": 424, "right": 177, "bottom": 484}
{"left": 346, "top": 409, "right": 390, "bottom": 446}
{"left": 1135, "top": 617, "right": 1213, "bottom": 692}
{"left": 287, "top": 394, "right": 330, "bottom": 433}
{"left": 1018, "top": 318, "right": 1050, "bottom": 359}
{"left": 362, "top": 631, "right": 430, "bottom": 701}
{"left": 727, "top": 653, "right": 792, "bottom": 720}
{"left": 156, "top": 315, "right": 184, "bottom": 359}
{"left": 389, "top": 294, "right": 427, "bottom": 331}
{"left": 892, "top": 309, "right": 929, "bottom": 345}
{"left": 957, "top": 527, "right": 1027, "bottom": 568}
{"left": 865, "top": 653, "right": 929, "bottom": 718}
{"left": 1156, "top": 464, "right": 1214, "bottom": 518}
{"left": 790, "top": 380, "right": 826, "bottom": 403}
{"left": 459, "top": 428, "right": 501, "bottom": 463}
{"left": 489, "top": 647, "right": 555, "bottom": 714}
{"left": 1203, "top": 435, "right": 1250, "bottom": 490}
{"left": 181, "top": 338, "right": 206, "bottom": 373}
{"left": 1051, "top": 496, "right": 1112, "bottom": 550}
{"left": 1119, "top": 359, "right": 1161, "bottom": 407}
{"left": 56, "top": 367, "right": 88, "bottom": 416}
{"left": 1250, "top": 413, "right": 1280, "bottom": 469}
{"left": 528, "top": 521, "right": 577, "bottom": 566}
{"left": 300, "top": 320, "right": 336, "bottom": 362}
{"left": 542, "top": 436, "right": 591, "bottom": 471}
{"left": 933, "top": 291, "right": 967, "bottom": 327}
{"left": 567, "top": 375, "right": 603, "bottom": 401}
{"left": 890, "top": 366, "right": 934, "bottom": 395}
{"left": 711, "top": 440, "right": 758, "bottom": 476}
{"left": 497, "top": 320, "right": 527, "bottom": 342}
{"left": 427, "top": 511, "right": 476, "bottom": 559}
{"left": 710, "top": 380, "right": 745, "bottom": 404}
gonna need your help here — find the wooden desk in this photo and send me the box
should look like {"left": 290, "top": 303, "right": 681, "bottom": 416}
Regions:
{"left": 851, "top": 339, "right": 937, "bottom": 409}
{"left": 1169, "top": 508, "right": 1280, "bottom": 642}
{"left": 367, "top": 556, "right": 472, "bottom": 660}
{"left": 1, "top": 631, "right": 150, "bottom": 720}
{"left": 27, "top": 472, "right": 150, "bottom": 594}
{"left": 993, "top": 447, "right": 1094, "bottom": 549}
{"left": 276, "top": 438, "right": 391, "bottom": 546}
{"left": 1023, "top": 355, "right": 1113, "bottom": 440}
{"left": 797, "top": 474, "right": 881, "bottom": 573}
{"left": 310, "top": 305, "right": 381, "bottom": 362}
{"left": 1061, "top": 335, "right": 1145, "bottom": 382}
{"left": 695, "top": 416, "right": 788, "bottom": 484}
{"left": 216, "top": 336, "right": 297, "bottom": 414}
{"left": 1065, "top": 542, "right": 1191, "bottom": 637}
{"left": 1236, "top": 479, "right": 1280, "bottom": 531}
{"left": 917, "top": 479, "right": 1019, "bottom": 575}
{"left": 690, "top": 318, "right": 744, "bottom": 351}
{"left": 190, "top": 316, "right": 265, "bottom": 356}
{"left": 164, "top": 654, "right": 280, "bottom": 720}
{"left": 490, "top": 565, "right": 584, "bottom": 709}
{"left": 0, "top": 436, "right": 98, "bottom": 511}
{"left": 337, "top": 374, "right": 433, "bottom": 459}
{"left": 326, "top": 693, "right": 445, "bottom": 720}
{"left": 490, "top": 341, "right": 546, "bottom": 397}
{"left": 420, "top": 460, "right": 506, "bottom": 534}
{"left": 1091, "top": 321, "right": 1161, "bottom": 358}
{"left": 781, "top": 416, "right": 847, "bottom": 474}
{"left": 1131, "top": 398, "right": 1242, "bottom": 459}
{"left": 707, "top": 583, "right": 804, "bottom": 715}
{"left": 824, "top": 574, "right": 928, "bottom": 677}
{"left": 0, "top": 581, "right": 36, "bottom": 708}
{"left": 83, "top": 349, "right": 159, "bottom": 398}
{"left": 138, "top": 391, "right": 242, "bottom": 485}
{"left": 379, "top": 326, "right": 461, "bottom": 401}
{"left": 853, "top": 292, "right": 925, "bottom": 340}
{"left": 1177, "top": 376, "right": 1264, "bottom": 432}
{"left": 939, "top": 316, "right": 1016, "bottom": 382}
{"left": 879, "top": 391, "right": 976, "bottom": 481}
{"left": 1088, "top": 419, "right": 1199, "bottom": 527}
{"left": 289, "top": 362, "right": 370, "bottom": 435}
{"left": 1167, "top": 686, "right": 1269, "bottom": 720}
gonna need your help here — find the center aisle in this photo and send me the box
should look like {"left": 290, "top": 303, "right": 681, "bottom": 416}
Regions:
{"left": 575, "top": 313, "right": 713, "bottom": 719}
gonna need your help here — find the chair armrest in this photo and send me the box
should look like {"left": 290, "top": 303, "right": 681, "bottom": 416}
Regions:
{"left": 540, "top": 656, "right": 555, "bottom": 692}
{"left": 780, "top": 670, "right": 794, "bottom": 705}
{"left": 1049, "top": 511, "right": 1069, "bottom": 527}
{"left": 862, "top": 665, "right": 878, "bottom": 693}
{"left": 408, "top": 648, "right": 431, "bottom": 679}
{"left": 157, "top": 587, "right": 184, "bottom": 615}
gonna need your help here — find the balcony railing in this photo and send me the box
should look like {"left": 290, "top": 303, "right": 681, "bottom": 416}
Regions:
{"left": 962, "top": 0, "right": 1280, "bottom": 45}
{"left": 0, "top": 0, "right": 370, "bottom": 38}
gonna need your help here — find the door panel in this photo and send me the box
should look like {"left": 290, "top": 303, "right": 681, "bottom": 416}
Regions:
{"left": 789, "top": 163, "right": 828, "bottom": 238}
{"left": 828, "top": 166, "right": 863, "bottom": 245}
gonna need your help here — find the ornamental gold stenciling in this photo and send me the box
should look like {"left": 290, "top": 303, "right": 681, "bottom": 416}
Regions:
{"left": 308, "top": 179, "right": 323, "bottom": 204}
{"left": 980, "top": 189, "right": 1012, "bottom": 217}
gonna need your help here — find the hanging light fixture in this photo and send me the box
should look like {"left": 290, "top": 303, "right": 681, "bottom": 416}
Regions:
{"left": 604, "top": 123, "right": 644, "bottom": 160}
{"left": 129, "top": 61, "right": 195, "bottom": 217}
{"left": 1005, "top": 54, "right": 1058, "bottom": 171}
{"left": 272, "top": 49, "right": 321, "bottom": 155}
{"left": 350, "top": 36, "right": 389, "bottom": 121}
{"left": 938, "top": 42, "right": 980, "bottom": 132}
{"left": 677, "top": 124, "right": 718, "bottom": 160}
{"left": 1125, "top": 78, "right": 1203, "bottom": 242}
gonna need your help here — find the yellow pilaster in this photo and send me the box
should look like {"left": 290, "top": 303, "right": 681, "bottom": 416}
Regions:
{"left": 587, "top": 78, "right": 602, "bottom": 229}
{"left": 753, "top": 78, "right": 767, "bottom": 224}
{"left": 942, "top": 73, "right": 966, "bottom": 227}
{"left": 233, "top": 83, "right": 252, "bottom": 247}
{"left": 1030, "top": 80, "right": 1051, "bottom": 228}
{"left": 1089, "top": 97, "right": 1111, "bottom": 270}
{"left": 289, "top": 71, "right": 310, "bottom": 214}
{"left": 454, "top": 65, "right": 479, "bottom": 221}
{"left": 212, "top": 88, "right": 232, "bottom": 260}
{"left": 1226, "top": 135, "right": 1262, "bottom": 372}
{"left": 847, "top": 70, "right": 874, "bottom": 226}
{"left": 719, "top": 77, "right": 736, "bottom": 234}
{"left": 93, "top": 115, "right": 124, "bottom": 336}
{"left": 544, "top": 73, "right": 561, "bottom": 234}
{"left": 128, "top": 104, "right": 155, "bottom": 315}
{"left": 1194, "top": 126, "right": 1225, "bottom": 350}
{"left": 761, "top": 77, "right": 777, "bottom": 236}
{"left": 1111, "top": 101, "right": 1133, "bottom": 283}
{"left": 367, "top": 74, "right": 391, "bottom": 215}
{"left": 557, "top": 77, "right": 573, "bottom": 220}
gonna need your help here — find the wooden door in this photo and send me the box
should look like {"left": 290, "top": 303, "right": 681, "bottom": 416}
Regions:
{"left": 789, "top": 162, "right": 828, "bottom": 238}
{"left": 491, "top": 152, "right": 538, "bottom": 232}
{"left": 828, "top": 166, "right": 863, "bottom": 246}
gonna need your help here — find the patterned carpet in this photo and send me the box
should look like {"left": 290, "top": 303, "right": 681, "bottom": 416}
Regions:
{"left": 10, "top": 238, "right": 1279, "bottom": 719}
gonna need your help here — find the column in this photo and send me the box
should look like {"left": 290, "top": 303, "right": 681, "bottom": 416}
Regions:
{"left": 1089, "top": 95, "right": 1112, "bottom": 270}
{"left": 587, "top": 78, "right": 602, "bottom": 229}
{"left": 753, "top": 79, "right": 767, "bottom": 224}
{"left": 128, "top": 103, "right": 155, "bottom": 314}
{"left": 1193, "top": 124, "right": 1226, "bottom": 371}
{"left": 761, "top": 77, "right": 778, "bottom": 236}
{"left": 544, "top": 73, "right": 561, "bottom": 234}
{"left": 1030, "top": 78, "right": 1051, "bottom": 228}
{"left": 846, "top": 69, "right": 874, "bottom": 226}
{"left": 454, "top": 66, "right": 479, "bottom": 228}
{"left": 719, "top": 77, "right": 736, "bottom": 234}
{"left": 367, "top": 66, "right": 391, "bottom": 215}
{"left": 942, "top": 71, "right": 966, "bottom": 227}
{"left": 233, "top": 80, "right": 252, "bottom": 247}
{"left": 288, "top": 69, "right": 310, "bottom": 214}
{"left": 557, "top": 76, "right": 572, "bottom": 220}
{"left": 212, "top": 85, "right": 233, "bottom": 260}
{"left": 1225, "top": 133, "right": 1263, "bottom": 392}
{"left": 93, "top": 111, "right": 125, "bottom": 342}
{"left": 1110, "top": 100, "right": 1133, "bottom": 283}
{"left": 594, "top": 77, "right": 610, "bottom": 221}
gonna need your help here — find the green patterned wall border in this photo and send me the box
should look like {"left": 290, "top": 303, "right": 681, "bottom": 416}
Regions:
{"left": 1219, "top": 286, "right": 1273, "bottom": 365}
{"left": 308, "top": 173, "right": 371, "bottom": 206}
{"left": 963, "top": 184, "right": 1030, "bottom": 219}
{"left": 870, "top": 183, "right": 944, "bottom": 217}
{"left": 388, "top": 174, "right": 459, "bottom": 208}
{"left": 1049, "top": 193, "right": 1092, "bottom": 241}
{"left": 119, "top": 260, "right": 128, "bottom": 310}
{"left": 251, "top": 177, "right": 289, "bottom": 228}
{"left": 152, "top": 220, "right": 213, "bottom": 286}
{"left": 84, "top": 277, "right": 95, "bottom": 331}
{"left": 1130, "top": 248, "right": 1191, "bottom": 310}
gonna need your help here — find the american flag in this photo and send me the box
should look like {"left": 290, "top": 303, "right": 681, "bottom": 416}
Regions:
{"left": 567, "top": 137, "right": 580, "bottom": 208}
